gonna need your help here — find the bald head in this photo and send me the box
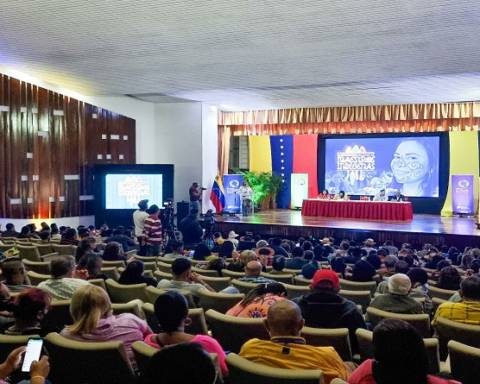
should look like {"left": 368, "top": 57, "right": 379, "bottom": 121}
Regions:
{"left": 388, "top": 273, "right": 412, "bottom": 295}
{"left": 264, "top": 300, "right": 304, "bottom": 337}
{"left": 245, "top": 261, "right": 262, "bottom": 277}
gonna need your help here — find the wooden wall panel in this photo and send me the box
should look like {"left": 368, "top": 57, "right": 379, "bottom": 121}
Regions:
{"left": 0, "top": 73, "right": 136, "bottom": 219}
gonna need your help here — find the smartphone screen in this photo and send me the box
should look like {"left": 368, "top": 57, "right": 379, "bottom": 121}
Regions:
{"left": 21, "top": 338, "right": 43, "bottom": 372}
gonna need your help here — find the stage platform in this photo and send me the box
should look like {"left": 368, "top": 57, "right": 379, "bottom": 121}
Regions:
{"left": 211, "top": 210, "right": 480, "bottom": 248}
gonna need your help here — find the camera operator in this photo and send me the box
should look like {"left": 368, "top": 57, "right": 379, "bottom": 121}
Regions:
{"left": 178, "top": 208, "right": 203, "bottom": 249}
{"left": 189, "top": 181, "right": 206, "bottom": 213}
{"left": 202, "top": 209, "right": 216, "bottom": 244}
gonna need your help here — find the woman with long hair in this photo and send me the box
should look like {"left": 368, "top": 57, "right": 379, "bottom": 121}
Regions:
{"left": 435, "top": 266, "right": 461, "bottom": 291}
{"left": 61, "top": 285, "right": 150, "bottom": 368}
{"left": 192, "top": 243, "right": 213, "bottom": 261}
{"left": 143, "top": 291, "right": 228, "bottom": 376}
{"left": 77, "top": 254, "right": 108, "bottom": 281}
{"left": 348, "top": 319, "right": 459, "bottom": 384}
{"left": 75, "top": 236, "right": 97, "bottom": 263}
{"left": 102, "top": 242, "right": 127, "bottom": 262}
{"left": 118, "top": 260, "right": 157, "bottom": 287}
{"left": 226, "top": 283, "right": 287, "bottom": 318}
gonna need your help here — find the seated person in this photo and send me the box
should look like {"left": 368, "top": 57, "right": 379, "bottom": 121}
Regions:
{"left": 377, "top": 255, "right": 398, "bottom": 279}
{"left": 163, "top": 240, "right": 186, "bottom": 260}
{"left": 143, "top": 342, "right": 217, "bottom": 384}
{"left": 334, "top": 190, "right": 347, "bottom": 200}
{"left": 143, "top": 291, "right": 227, "bottom": 376}
{"left": 77, "top": 254, "right": 109, "bottom": 281}
{"left": 292, "top": 270, "right": 366, "bottom": 351}
{"left": 348, "top": 319, "right": 460, "bottom": 384}
{"left": 226, "top": 250, "right": 258, "bottom": 272}
{"left": 101, "top": 242, "right": 127, "bottom": 262}
{"left": 105, "top": 229, "right": 136, "bottom": 252}
{"left": 367, "top": 274, "right": 423, "bottom": 321}
{"left": 270, "top": 237, "right": 289, "bottom": 257}
{"left": 157, "top": 258, "right": 216, "bottom": 297}
{"left": 432, "top": 276, "right": 480, "bottom": 327}
{"left": 301, "top": 262, "right": 319, "bottom": 279}
{"left": 118, "top": 260, "right": 157, "bottom": 287}
{"left": 192, "top": 243, "right": 214, "bottom": 261}
{"left": 61, "top": 285, "right": 150, "bottom": 369}
{"left": 349, "top": 260, "right": 377, "bottom": 282}
{"left": 1, "top": 259, "right": 34, "bottom": 292}
{"left": 269, "top": 255, "right": 288, "bottom": 275}
{"left": 373, "top": 189, "right": 388, "bottom": 202}
{"left": 256, "top": 247, "right": 275, "bottom": 267}
{"left": 317, "top": 189, "right": 330, "bottom": 199}
{"left": 39, "top": 231, "right": 51, "bottom": 243}
{"left": 60, "top": 228, "right": 79, "bottom": 245}
{"left": 5, "top": 288, "right": 52, "bottom": 336}
{"left": 285, "top": 247, "right": 308, "bottom": 270}
{"left": 2, "top": 223, "right": 19, "bottom": 238}
{"left": 218, "top": 241, "right": 240, "bottom": 259}
{"left": 238, "top": 261, "right": 276, "bottom": 284}
{"left": 0, "top": 346, "right": 50, "bottom": 384}
{"left": 390, "top": 189, "right": 405, "bottom": 202}
{"left": 17, "top": 226, "right": 40, "bottom": 239}
{"left": 239, "top": 300, "right": 349, "bottom": 384}
{"left": 226, "top": 283, "right": 286, "bottom": 318}
{"left": 435, "top": 266, "right": 461, "bottom": 291}
{"left": 75, "top": 236, "right": 98, "bottom": 263}
{"left": 37, "top": 255, "right": 90, "bottom": 300}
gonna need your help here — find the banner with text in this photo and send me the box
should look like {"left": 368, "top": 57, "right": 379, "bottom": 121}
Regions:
{"left": 452, "top": 174, "right": 474, "bottom": 215}
{"left": 223, "top": 174, "right": 243, "bottom": 214}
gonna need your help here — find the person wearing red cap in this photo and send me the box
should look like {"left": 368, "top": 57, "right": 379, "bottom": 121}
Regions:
{"left": 292, "top": 269, "right": 366, "bottom": 351}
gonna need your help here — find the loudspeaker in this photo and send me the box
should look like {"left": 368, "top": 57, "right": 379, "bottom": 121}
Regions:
{"left": 176, "top": 202, "right": 190, "bottom": 225}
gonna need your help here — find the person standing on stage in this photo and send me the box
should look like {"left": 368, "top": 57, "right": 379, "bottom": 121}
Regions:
{"left": 373, "top": 189, "right": 388, "bottom": 202}
{"left": 133, "top": 200, "right": 149, "bottom": 256}
{"left": 390, "top": 190, "right": 405, "bottom": 202}
{"left": 238, "top": 181, "right": 254, "bottom": 216}
{"left": 189, "top": 181, "right": 202, "bottom": 213}
{"left": 143, "top": 204, "right": 162, "bottom": 257}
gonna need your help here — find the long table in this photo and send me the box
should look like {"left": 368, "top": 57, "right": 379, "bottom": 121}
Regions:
{"left": 302, "top": 199, "right": 413, "bottom": 221}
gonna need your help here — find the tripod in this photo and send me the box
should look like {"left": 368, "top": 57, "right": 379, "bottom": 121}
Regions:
{"left": 202, "top": 226, "right": 215, "bottom": 249}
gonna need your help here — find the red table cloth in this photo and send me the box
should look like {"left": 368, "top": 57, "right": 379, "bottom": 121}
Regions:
{"left": 302, "top": 199, "right": 413, "bottom": 221}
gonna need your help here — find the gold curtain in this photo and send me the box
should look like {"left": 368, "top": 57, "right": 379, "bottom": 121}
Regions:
{"left": 218, "top": 126, "right": 231, "bottom": 177}
{"left": 219, "top": 102, "right": 480, "bottom": 127}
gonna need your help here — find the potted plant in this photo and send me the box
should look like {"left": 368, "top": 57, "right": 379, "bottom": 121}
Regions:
{"left": 268, "top": 172, "right": 285, "bottom": 209}
{"left": 234, "top": 170, "right": 269, "bottom": 210}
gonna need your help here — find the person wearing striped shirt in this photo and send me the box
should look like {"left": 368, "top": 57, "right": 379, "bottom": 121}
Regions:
{"left": 143, "top": 204, "right": 163, "bottom": 257}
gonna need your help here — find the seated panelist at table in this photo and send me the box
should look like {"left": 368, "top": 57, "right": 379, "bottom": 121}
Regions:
{"left": 390, "top": 190, "right": 405, "bottom": 202}
{"left": 373, "top": 189, "right": 388, "bottom": 202}
{"left": 317, "top": 189, "right": 330, "bottom": 200}
{"left": 333, "top": 190, "right": 347, "bottom": 200}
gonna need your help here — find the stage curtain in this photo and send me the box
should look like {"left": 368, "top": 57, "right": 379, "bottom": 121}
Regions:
{"left": 218, "top": 126, "right": 231, "bottom": 177}
{"left": 219, "top": 102, "right": 480, "bottom": 126}
{"left": 293, "top": 135, "right": 319, "bottom": 198}
{"left": 441, "top": 131, "right": 480, "bottom": 216}
{"left": 248, "top": 136, "right": 272, "bottom": 173}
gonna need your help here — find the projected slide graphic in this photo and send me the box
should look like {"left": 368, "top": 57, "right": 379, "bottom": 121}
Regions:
{"left": 106, "top": 174, "right": 163, "bottom": 209}
{"left": 324, "top": 137, "right": 440, "bottom": 197}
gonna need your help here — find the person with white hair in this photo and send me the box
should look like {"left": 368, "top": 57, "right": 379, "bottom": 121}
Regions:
{"left": 366, "top": 274, "right": 423, "bottom": 322}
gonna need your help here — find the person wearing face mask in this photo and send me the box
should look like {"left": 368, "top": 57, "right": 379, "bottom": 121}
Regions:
{"left": 390, "top": 139, "right": 437, "bottom": 197}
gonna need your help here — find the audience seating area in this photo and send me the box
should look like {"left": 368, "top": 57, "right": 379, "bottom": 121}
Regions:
{"left": 2, "top": 231, "right": 480, "bottom": 384}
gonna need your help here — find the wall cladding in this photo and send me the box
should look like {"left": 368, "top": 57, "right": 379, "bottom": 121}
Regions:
{"left": 0, "top": 74, "right": 136, "bottom": 219}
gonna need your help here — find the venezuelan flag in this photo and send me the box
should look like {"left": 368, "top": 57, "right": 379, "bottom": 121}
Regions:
{"left": 210, "top": 173, "right": 226, "bottom": 212}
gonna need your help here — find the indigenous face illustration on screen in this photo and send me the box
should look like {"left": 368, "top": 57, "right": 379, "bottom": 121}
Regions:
{"left": 390, "top": 140, "right": 430, "bottom": 196}
{"left": 324, "top": 136, "right": 439, "bottom": 197}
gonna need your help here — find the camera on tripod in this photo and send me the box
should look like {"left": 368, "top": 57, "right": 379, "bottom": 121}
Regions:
{"left": 162, "top": 199, "right": 175, "bottom": 230}
{"left": 203, "top": 209, "right": 216, "bottom": 232}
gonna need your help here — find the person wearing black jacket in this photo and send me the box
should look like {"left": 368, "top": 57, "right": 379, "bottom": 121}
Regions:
{"left": 178, "top": 209, "right": 203, "bottom": 249}
{"left": 390, "top": 190, "right": 405, "bottom": 202}
{"left": 285, "top": 247, "right": 309, "bottom": 270}
{"left": 270, "top": 237, "right": 289, "bottom": 257}
{"left": 292, "top": 269, "right": 366, "bottom": 352}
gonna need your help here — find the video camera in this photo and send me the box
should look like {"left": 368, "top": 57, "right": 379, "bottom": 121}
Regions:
{"left": 203, "top": 209, "right": 216, "bottom": 231}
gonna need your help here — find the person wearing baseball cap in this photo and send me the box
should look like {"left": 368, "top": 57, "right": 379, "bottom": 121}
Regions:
{"left": 292, "top": 269, "right": 366, "bottom": 351}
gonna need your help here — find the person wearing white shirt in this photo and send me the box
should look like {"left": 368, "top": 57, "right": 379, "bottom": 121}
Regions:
{"left": 238, "top": 181, "right": 254, "bottom": 216}
{"left": 373, "top": 189, "right": 388, "bottom": 202}
{"left": 133, "top": 200, "right": 149, "bottom": 255}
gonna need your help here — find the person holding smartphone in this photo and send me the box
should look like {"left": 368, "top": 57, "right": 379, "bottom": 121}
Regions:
{"left": 0, "top": 345, "right": 49, "bottom": 384}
